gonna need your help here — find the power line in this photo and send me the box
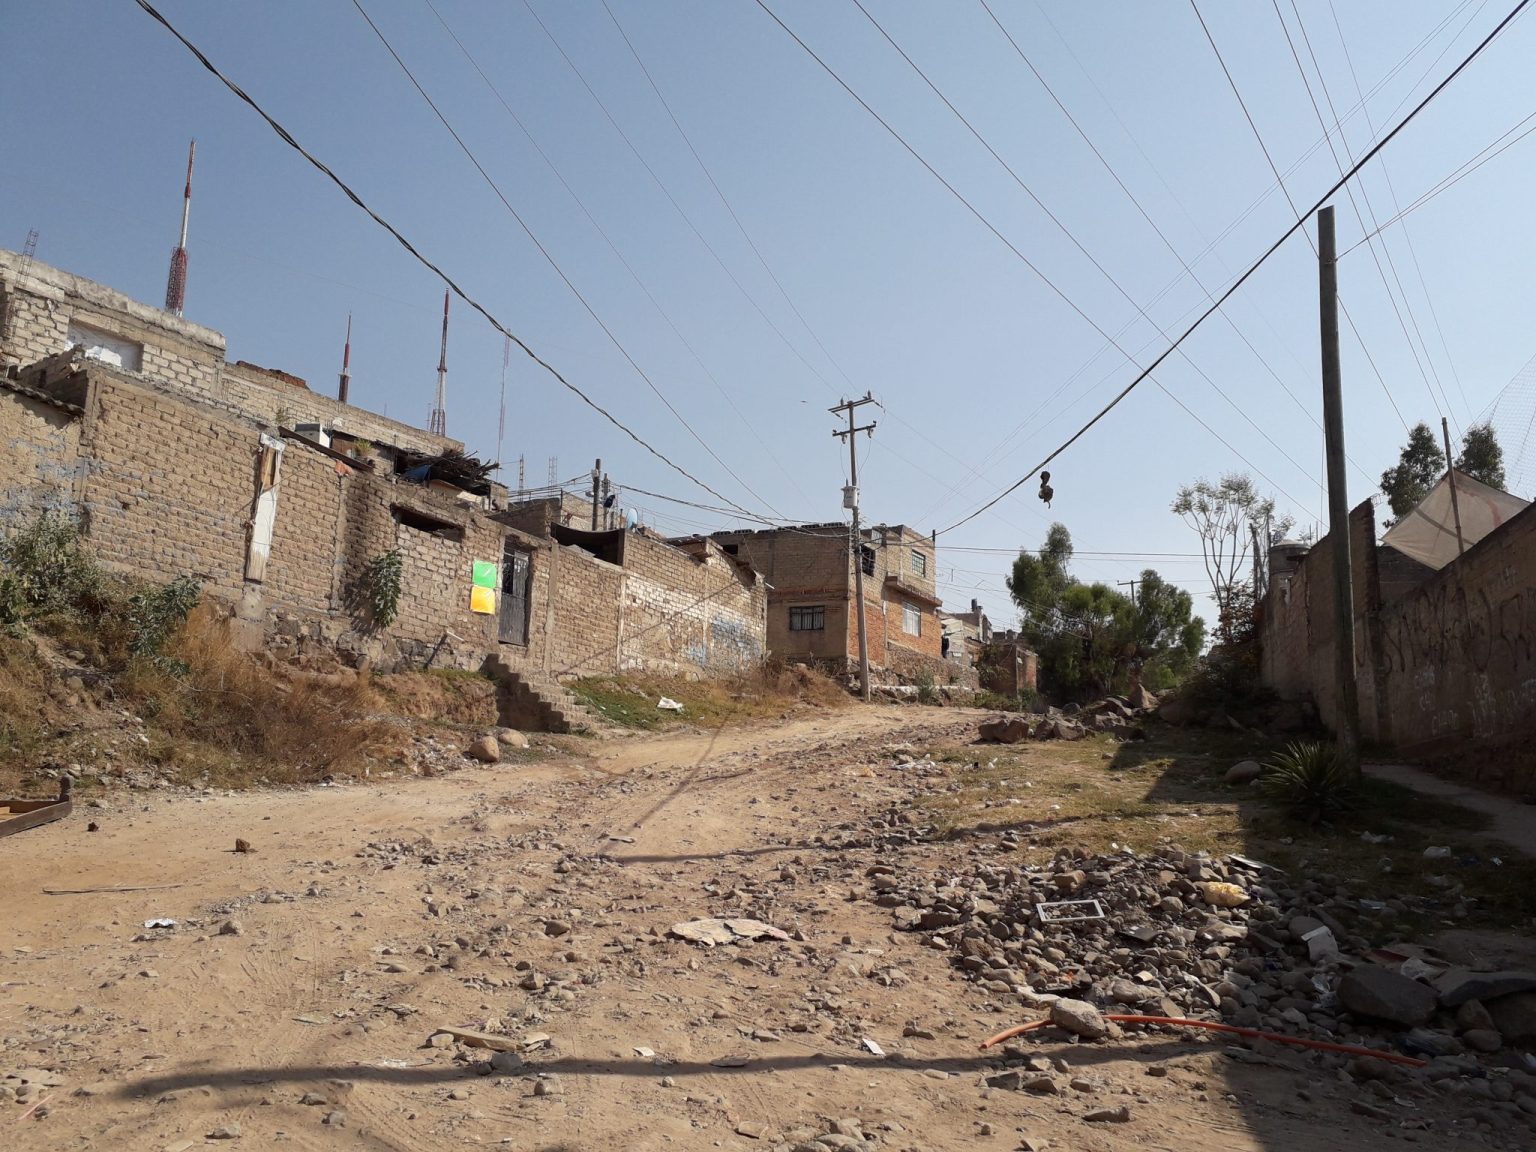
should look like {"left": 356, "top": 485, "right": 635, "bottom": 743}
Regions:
{"left": 1269, "top": 0, "right": 1461, "bottom": 436}
{"left": 757, "top": 0, "right": 1312, "bottom": 518}
{"left": 420, "top": 0, "right": 815, "bottom": 513}
{"left": 130, "top": 0, "right": 769, "bottom": 521}
{"left": 350, "top": 0, "right": 779, "bottom": 522}
{"left": 1324, "top": 0, "right": 1474, "bottom": 424}
{"left": 1344, "top": 107, "right": 1536, "bottom": 253}
{"left": 937, "top": 0, "right": 1531, "bottom": 536}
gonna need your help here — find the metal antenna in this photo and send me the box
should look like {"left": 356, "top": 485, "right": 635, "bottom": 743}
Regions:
{"left": 165, "top": 140, "right": 195, "bottom": 315}
{"left": 338, "top": 313, "right": 352, "bottom": 403}
{"left": 429, "top": 290, "right": 449, "bottom": 436}
{"left": 497, "top": 335, "right": 509, "bottom": 471}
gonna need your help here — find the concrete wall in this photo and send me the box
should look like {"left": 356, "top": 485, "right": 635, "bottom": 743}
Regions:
{"left": 1261, "top": 498, "right": 1536, "bottom": 794}
{"left": 0, "top": 381, "right": 82, "bottom": 521}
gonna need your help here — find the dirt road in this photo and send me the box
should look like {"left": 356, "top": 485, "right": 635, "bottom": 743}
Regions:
{"left": 0, "top": 707, "right": 1459, "bottom": 1150}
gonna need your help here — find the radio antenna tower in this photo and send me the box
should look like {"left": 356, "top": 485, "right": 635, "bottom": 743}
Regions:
{"left": 164, "top": 140, "right": 195, "bottom": 316}
{"left": 496, "top": 335, "right": 509, "bottom": 469}
{"left": 429, "top": 290, "right": 449, "bottom": 436}
{"left": 337, "top": 313, "right": 352, "bottom": 403}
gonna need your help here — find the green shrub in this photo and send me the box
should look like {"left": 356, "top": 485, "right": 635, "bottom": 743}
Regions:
{"left": 360, "top": 550, "right": 404, "bottom": 629}
{"left": 914, "top": 667, "right": 938, "bottom": 705}
{"left": 1259, "top": 741, "right": 1357, "bottom": 822}
{"left": 129, "top": 575, "right": 202, "bottom": 664}
{"left": 0, "top": 510, "right": 103, "bottom": 625}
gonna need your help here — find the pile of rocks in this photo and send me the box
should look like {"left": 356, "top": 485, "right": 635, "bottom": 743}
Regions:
{"left": 871, "top": 844, "right": 1536, "bottom": 1067}
{"left": 978, "top": 696, "right": 1152, "bottom": 745}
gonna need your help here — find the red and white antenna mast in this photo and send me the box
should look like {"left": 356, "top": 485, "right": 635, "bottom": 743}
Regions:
{"left": 338, "top": 313, "right": 353, "bottom": 404}
{"left": 429, "top": 290, "right": 449, "bottom": 437}
{"left": 164, "top": 140, "right": 195, "bottom": 316}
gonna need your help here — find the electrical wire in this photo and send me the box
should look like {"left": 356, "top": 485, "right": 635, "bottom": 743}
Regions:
{"left": 757, "top": 0, "right": 1313, "bottom": 522}
{"left": 1344, "top": 108, "right": 1536, "bottom": 253}
{"left": 1324, "top": 0, "right": 1474, "bottom": 424}
{"left": 935, "top": 0, "right": 1531, "bottom": 536}
{"left": 349, "top": 0, "right": 780, "bottom": 522}
{"left": 849, "top": 0, "right": 1317, "bottom": 512}
{"left": 130, "top": 0, "right": 774, "bottom": 523}
{"left": 1270, "top": 0, "right": 1461, "bottom": 435}
{"left": 420, "top": 0, "right": 816, "bottom": 513}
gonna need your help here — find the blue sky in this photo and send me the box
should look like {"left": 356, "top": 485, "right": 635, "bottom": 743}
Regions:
{"left": 4, "top": 1, "right": 1534, "bottom": 625}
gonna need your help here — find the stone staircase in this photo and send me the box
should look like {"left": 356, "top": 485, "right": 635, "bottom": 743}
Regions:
{"left": 481, "top": 654, "right": 597, "bottom": 734}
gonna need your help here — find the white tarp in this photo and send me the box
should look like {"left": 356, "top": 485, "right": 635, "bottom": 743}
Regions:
{"left": 1381, "top": 469, "right": 1528, "bottom": 571}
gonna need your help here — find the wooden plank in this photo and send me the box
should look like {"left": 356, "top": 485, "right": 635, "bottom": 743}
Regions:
{"left": 0, "top": 799, "right": 70, "bottom": 838}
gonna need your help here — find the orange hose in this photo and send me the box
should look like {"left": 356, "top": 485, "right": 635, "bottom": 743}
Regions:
{"left": 979, "top": 1014, "right": 1427, "bottom": 1068}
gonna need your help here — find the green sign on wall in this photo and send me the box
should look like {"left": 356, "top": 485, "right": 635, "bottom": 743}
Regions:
{"left": 471, "top": 560, "right": 497, "bottom": 589}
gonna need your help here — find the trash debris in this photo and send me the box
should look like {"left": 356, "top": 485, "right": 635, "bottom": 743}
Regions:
{"left": 668, "top": 918, "right": 790, "bottom": 946}
{"left": 1423, "top": 845, "right": 1452, "bottom": 859}
{"left": 1198, "top": 881, "right": 1250, "bottom": 908}
{"left": 1360, "top": 832, "right": 1392, "bottom": 845}
{"left": 861, "top": 1037, "right": 885, "bottom": 1056}
{"left": 1037, "top": 899, "right": 1106, "bottom": 924}
{"left": 1300, "top": 925, "right": 1338, "bottom": 961}
{"left": 428, "top": 1027, "right": 521, "bottom": 1052}
{"left": 656, "top": 697, "right": 684, "bottom": 712}
{"left": 142, "top": 918, "right": 177, "bottom": 929}
{"left": 633, "top": 1046, "right": 655, "bottom": 1059}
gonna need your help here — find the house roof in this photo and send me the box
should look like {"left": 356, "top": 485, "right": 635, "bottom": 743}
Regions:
{"left": 0, "top": 375, "right": 84, "bottom": 416}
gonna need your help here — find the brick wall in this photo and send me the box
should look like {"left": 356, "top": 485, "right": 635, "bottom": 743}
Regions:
{"left": 711, "top": 527, "right": 853, "bottom": 665}
{"left": 218, "top": 361, "right": 458, "bottom": 458}
{"left": 620, "top": 533, "right": 765, "bottom": 675}
{"left": 0, "top": 383, "right": 81, "bottom": 521}
{"left": 1260, "top": 498, "right": 1536, "bottom": 794}
{"left": 543, "top": 544, "right": 624, "bottom": 678}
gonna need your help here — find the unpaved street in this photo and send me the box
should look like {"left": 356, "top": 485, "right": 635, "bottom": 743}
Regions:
{"left": 0, "top": 708, "right": 1474, "bottom": 1150}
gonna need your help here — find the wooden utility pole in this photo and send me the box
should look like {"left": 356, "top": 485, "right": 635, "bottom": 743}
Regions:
{"left": 1318, "top": 205, "right": 1360, "bottom": 772}
{"left": 1116, "top": 579, "right": 1139, "bottom": 606}
{"left": 1441, "top": 417, "right": 1466, "bottom": 558}
{"left": 832, "top": 393, "right": 877, "bottom": 702}
{"left": 590, "top": 458, "right": 601, "bottom": 531}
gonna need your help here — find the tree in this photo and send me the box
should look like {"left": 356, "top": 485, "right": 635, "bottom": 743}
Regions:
{"left": 1008, "top": 527, "right": 1204, "bottom": 699}
{"left": 1380, "top": 422, "right": 1445, "bottom": 524}
{"left": 1171, "top": 474, "right": 1288, "bottom": 642}
{"left": 1456, "top": 421, "right": 1506, "bottom": 490}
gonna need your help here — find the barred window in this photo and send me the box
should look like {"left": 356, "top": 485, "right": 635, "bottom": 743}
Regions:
{"left": 911, "top": 550, "right": 927, "bottom": 577}
{"left": 789, "top": 605, "right": 825, "bottom": 631}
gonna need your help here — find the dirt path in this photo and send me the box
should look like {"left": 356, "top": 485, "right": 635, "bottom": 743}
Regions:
{"left": 0, "top": 707, "right": 1461, "bottom": 1151}
{"left": 1365, "top": 761, "right": 1536, "bottom": 858}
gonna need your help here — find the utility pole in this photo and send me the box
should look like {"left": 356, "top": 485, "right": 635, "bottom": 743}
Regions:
{"left": 1441, "top": 417, "right": 1466, "bottom": 558}
{"left": 601, "top": 473, "right": 613, "bottom": 531}
{"left": 590, "top": 458, "right": 602, "bottom": 531}
{"left": 832, "top": 393, "right": 877, "bottom": 702}
{"left": 1318, "top": 205, "right": 1360, "bottom": 773}
{"left": 1116, "top": 579, "right": 1139, "bottom": 606}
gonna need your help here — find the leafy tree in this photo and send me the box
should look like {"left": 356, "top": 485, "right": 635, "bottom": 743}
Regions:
{"left": 1007, "top": 527, "right": 1204, "bottom": 699}
{"left": 1456, "top": 421, "right": 1506, "bottom": 490}
{"left": 1380, "top": 422, "right": 1444, "bottom": 524}
{"left": 1171, "top": 474, "right": 1289, "bottom": 641}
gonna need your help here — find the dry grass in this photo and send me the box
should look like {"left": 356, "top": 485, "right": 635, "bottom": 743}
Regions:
{"left": 910, "top": 726, "right": 1536, "bottom": 931}
{"left": 571, "top": 660, "right": 850, "bottom": 730}
{"left": 114, "top": 606, "right": 400, "bottom": 785}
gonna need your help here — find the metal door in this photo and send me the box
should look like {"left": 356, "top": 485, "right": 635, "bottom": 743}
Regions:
{"left": 499, "top": 549, "right": 531, "bottom": 644}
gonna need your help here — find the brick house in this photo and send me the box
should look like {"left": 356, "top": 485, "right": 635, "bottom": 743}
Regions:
{"left": 0, "top": 249, "right": 766, "bottom": 724}
{"left": 703, "top": 522, "right": 950, "bottom": 681}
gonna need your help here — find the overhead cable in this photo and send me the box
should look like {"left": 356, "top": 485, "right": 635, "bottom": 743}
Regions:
{"left": 131, "top": 0, "right": 776, "bottom": 522}
{"left": 935, "top": 0, "right": 1530, "bottom": 535}
{"left": 349, "top": 0, "right": 779, "bottom": 521}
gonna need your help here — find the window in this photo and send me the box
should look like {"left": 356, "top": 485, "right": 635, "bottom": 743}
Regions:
{"left": 789, "top": 605, "right": 825, "bottom": 632}
{"left": 394, "top": 505, "right": 465, "bottom": 542}
{"left": 903, "top": 602, "right": 922, "bottom": 636}
{"left": 911, "top": 549, "right": 927, "bottom": 577}
{"left": 66, "top": 321, "right": 142, "bottom": 372}
{"left": 722, "top": 543, "right": 739, "bottom": 556}
{"left": 860, "top": 544, "right": 875, "bottom": 576}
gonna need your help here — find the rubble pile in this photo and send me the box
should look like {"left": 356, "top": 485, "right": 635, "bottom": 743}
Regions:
{"left": 872, "top": 844, "right": 1536, "bottom": 1078}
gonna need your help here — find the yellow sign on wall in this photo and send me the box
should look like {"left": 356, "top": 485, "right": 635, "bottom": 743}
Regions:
{"left": 469, "top": 585, "right": 496, "bottom": 615}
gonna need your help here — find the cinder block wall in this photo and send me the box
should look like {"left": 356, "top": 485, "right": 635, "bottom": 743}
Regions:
{"left": 0, "top": 385, "right": 81, "bottom": 520}
{"left": 620, "top": 533, "right": 765, "bottom": 675}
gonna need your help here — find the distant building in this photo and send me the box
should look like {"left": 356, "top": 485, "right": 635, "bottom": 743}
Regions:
{"left": 701, "top": 523, "right": 945, "bottom": 681}
{"left": 939, "top": 598, "right": 991, "bottom": 668}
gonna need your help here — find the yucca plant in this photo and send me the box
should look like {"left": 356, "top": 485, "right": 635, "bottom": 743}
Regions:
{"left": 1258, "top": 740, "right": 1357, "bottom": 823}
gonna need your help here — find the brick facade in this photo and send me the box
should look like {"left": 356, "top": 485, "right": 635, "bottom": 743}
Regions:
{"left": 705, "top": 522, "right": 959, "bottom": 682}
{"left": 0, "top": 382, "right": 81, "bottom": 520}
{"left": 1261, "top": 499, "right": 1536, "bottom": 795}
